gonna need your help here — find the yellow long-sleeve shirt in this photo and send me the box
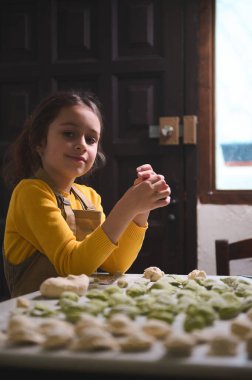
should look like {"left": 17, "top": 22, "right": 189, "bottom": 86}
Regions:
{"left": 4, "top": 179, "right": 147, "bottom": 276}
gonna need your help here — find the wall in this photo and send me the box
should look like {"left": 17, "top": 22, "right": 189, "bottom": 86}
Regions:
{"left": 197, "top": 203, "right": 252, "bottom": 275}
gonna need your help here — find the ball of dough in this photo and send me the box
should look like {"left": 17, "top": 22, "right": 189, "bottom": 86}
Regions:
{"left": 7, "top": 315, "right": 43, "bottom": 345}
{"left": 164, "top": 333, "right": 195, "bottom": 357}
{"left": 230, "top": 319, "right": 252, "bottom": 339}
{"left": 41, "top": 321, "right": 75, "bottom": 349}
{"left": 40, "top": 274, "right": 90, "bottom": 297}
{"left": 141, "top": 319, "right": 172, "bottom": 340}
{"left": 143, "top": 266, "right": 165, "bottom": 281}
{"left": 70, "top": 328, "right": 118, "bottom": 351}
{"left": 106, "top": 313, "right": 135, "bottom": 336}
{"left": 208, "top": 334, "right": 238, "bottom": 356}
{"left": 16, "top": 297, "right": 30, "bottom": 309}
{"left": 187, "top": 269, "right": 207, "bottom": 280}
{"left": 75, "top": 314, "right": 105, "bottom": 335}
{"left": 118, "top": 331, "right": 154, "bottom": 352}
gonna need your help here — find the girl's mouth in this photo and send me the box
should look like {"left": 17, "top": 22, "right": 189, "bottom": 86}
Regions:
{"left": 67, "top": 155, "right": 86, "bottom": 163}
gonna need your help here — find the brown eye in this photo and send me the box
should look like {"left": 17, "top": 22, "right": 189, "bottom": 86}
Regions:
{"left": 86, "top": 136, "right": 97, "bottom": 145}
{"left": 63, "top": 131, "right": 75, "bottom": 138}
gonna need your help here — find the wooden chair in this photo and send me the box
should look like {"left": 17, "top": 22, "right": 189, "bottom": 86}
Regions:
{"left": 215, "top": 238, "right": 252, "bottom": 275}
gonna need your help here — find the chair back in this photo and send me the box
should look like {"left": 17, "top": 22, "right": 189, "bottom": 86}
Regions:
{"left": 215, "top": 238, "right": 252, "bottom": 275}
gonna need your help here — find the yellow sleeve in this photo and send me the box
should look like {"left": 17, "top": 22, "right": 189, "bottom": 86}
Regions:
{"left": 101, "top": 221, "right": 147, "bottom": 274}
{"left": 74, "top": 183, "right": 148, "bottom": 274}
{"left": 4, "top": 179, "right": 147, "bottom": 276}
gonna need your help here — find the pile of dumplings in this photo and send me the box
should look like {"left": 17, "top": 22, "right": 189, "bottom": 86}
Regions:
{"left": 1, "top": 266, "right": 252, "bottom": 360}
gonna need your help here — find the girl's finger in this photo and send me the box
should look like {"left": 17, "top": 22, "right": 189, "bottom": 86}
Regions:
{"left": 133, "top": 178, "right": 142, "bottom": 185}
{"left": 148, "top": 176, "right": 168, "bottom": 189}
{"left": 137, "top": 171, "right": 152, "bottom": 179}
{"left": 136, "top": 164, "right": 153, "bottom": 173}
{"left": 157, "top": 189, "right": 171, "bottom": 198}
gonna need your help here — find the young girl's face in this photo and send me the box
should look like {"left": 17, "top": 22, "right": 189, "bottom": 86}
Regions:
{"left": 38, "top": 104, "right": 101, "bottom": 190}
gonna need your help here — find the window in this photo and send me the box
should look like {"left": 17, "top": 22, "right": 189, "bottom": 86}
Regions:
{"left": 216, "top": 0, "right": 252, "bottom": 190}
{"left": 198, "top": 0, "right": 252, "bottom": 204}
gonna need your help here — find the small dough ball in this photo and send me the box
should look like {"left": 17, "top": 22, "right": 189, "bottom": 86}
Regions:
{"left": 164, "top": 333, "right": 195, "bottom": 357}
{"left": 106, "top": 313, "right": 135, "bottom": 336}
{"left": 118, "top": 331, "right": 154, "bottom": 352}
{"left": 230, "top": 319, "right": 252, "bottom": 339}
{"left": 7, "top": 314, "right": 36, "bottom": 332}
{"left": 7, "top": 315, "right": 43, "bottom": 345}
{"left": 16, "top": 297, "right": 30, "bottom": 308}
{"left": 117, "top": 278, "right": 128, "bottom": 288}
{"left": 140, "top": 319, "right": 172, "bottom": 340}
{"left": 8, "top": 328, "right": 44, "bottom": 345}
{"left": 40, "top": 274, "right": 90, "bottom": 297}
{"left": 7, "top": 315, "right": 44, "bottom": 344}
{"left": 143, "top": 266, "right": 165, "bottom": 282}
{"left": 41, "top": 321, "right": 75, "bottom": 349}
{"left": 38, "top": 319, "right": 73, "bottom": 335}
{"left": 187, "top": 269, "right": 207, "bottom": 280}
{"left": 208, "top": 334, "right": 238, "bottom": 356}
{"left": 70, "top": 328, "right": 118, "bottom": 351}
{"left": 75, "top": 314, "right": 105, "bottom": 335}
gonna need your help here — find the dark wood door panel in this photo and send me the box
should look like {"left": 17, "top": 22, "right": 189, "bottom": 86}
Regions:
{"left": 0, "top": 83, "right": 38, "bottom": 141}
{"left": 0, "top": 0, "right": 38, "bottom": 63}
{"left": 114, "top": 74, "right": 162, "bottom": 141}
{"left": 115, "top": 0, "right": 163, "bottom": 58}
{"left": 56, "top": 0, "right": 104, "bottom": 61}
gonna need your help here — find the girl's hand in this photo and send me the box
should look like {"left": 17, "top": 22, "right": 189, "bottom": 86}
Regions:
{"left": 135, "top": 164, "right": 155, "bottom": 182}
{"left": 134, "top": 164, "right": 171, "bottom": 200}
{"left": 131, "top": 164, "right": 171, "bottom": 227}
{"left": 101, "top": 164, "right": 171, "bottom": 243}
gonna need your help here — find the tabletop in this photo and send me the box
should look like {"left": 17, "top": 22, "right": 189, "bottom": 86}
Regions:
{"left": 0, "top": 273, "right": 252, "bottom": 380}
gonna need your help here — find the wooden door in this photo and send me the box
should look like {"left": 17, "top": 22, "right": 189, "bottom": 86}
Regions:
{"left": 0, "top": 0, "right": 198, "bottom": 297}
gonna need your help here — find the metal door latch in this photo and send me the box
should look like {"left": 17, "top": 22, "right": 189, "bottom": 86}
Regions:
{"left": 148, "top": 115, "right": 197, "bottom": 145}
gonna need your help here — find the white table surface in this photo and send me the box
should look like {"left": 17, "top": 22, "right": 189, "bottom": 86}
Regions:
{"left": 0, "top": 274, "right": 252, "bottom": 379}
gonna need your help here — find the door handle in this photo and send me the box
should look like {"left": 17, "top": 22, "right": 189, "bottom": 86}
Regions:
{"left": 148, "top": 115, "right": 197, "bottom": 145}
{"left": 159, "top": 117, "right": 180, "bottom": 145}
{"left": 160, "top": 125, "right": 174, "bottom": 137}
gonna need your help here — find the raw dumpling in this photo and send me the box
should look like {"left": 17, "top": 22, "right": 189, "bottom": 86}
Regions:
{"left": 143, "top": 266, "right": 165, "bottom": 281}
{"left": 164, "top": 333, "right": 195, "bottom": 357}
{"left": 208, "top": 333, "right": 238, "bottom": 356}
{"left": 118, "top": 331, "right": 154, "bottom": 352}
{"left": 187, "top": 269, "right": 207, "bottom": 280}
{"left": 70, "top": 328, "right": 118, "bottom": 351}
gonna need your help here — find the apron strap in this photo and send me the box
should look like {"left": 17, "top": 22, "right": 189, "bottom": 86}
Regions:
{"left": 34, "top": 168, "right": 97, "bottom": 236}
{"left": 71, "top": 185, "right": 97, "bottom": 210}
{"left": 56, "top": 186, "right": 97, "bottom": 236}
{"left": 56, "top": 195, "right": 77, "bottom": 235}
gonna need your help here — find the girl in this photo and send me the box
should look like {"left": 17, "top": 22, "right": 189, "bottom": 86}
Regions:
{"left": 3, "top": 90, "right": 171, "bottom": 297}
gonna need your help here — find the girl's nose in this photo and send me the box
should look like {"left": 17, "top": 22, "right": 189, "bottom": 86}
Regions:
{"left": 74, "top": 137, "right": 86, "bottom": 151}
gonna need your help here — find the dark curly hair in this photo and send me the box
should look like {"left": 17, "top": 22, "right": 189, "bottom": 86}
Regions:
{"left": 3, "top": 89, "right": 106, "bottom": 190}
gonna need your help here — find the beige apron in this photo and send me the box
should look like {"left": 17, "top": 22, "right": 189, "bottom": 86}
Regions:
{"left": 3, "top": 169, "right": 102, "bottom": 297}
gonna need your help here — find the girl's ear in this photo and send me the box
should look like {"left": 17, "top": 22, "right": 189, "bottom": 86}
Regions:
{"left": 36, "top": 144, "right": 44, "bottom": 157}
{"left": 36, "top": 139, "right": 46, "bottom": 157}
